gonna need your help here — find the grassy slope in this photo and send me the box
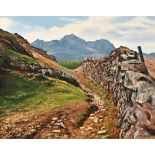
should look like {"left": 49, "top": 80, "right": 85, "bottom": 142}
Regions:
{"left": 0, "top": 49, "right": 87, "bottom": 116}
{"left": 0, "top": 48, "right": 42, "bottom": 66}
{"left": 0, "top": 72, "right": 86, "bottom": 115}
{"left": 58, "top": 60, "right": 82, "bottom": 69}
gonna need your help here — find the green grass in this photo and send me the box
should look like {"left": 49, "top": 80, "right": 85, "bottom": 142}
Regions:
{"left": 0, "top": 72, "right": 87, "bottom": 115}
{"left": 86, "top": 80, "right": 118, "bottom": 138}
{"left": 87, "top": 80, "right": 112, "bottom": 107}
{"left": 0, "top": 48, "right": 43, "bottom": 67}
{"left": 58, "top": 60, "right": 83, "bottom": 69}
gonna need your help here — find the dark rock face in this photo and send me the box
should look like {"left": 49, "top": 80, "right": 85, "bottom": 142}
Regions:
{"left": 27, "top": 64, "right": 79, "bottom": 87}
{"left": 83, "top": 46, "right": 155, "bottom": 138}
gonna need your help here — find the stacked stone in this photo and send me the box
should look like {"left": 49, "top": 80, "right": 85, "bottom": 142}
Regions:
{"left": 83, "top": 46, "right": 155, "bottom": 138}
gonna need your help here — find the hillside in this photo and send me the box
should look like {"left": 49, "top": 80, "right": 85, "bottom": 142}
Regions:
{"left": 0, "top": 29, "right": 81, "bottom": 85}
{"left": 32, "top": 34, "right": 115, "bottom": 60}
{"left": 0, "top": 29, "right": 90, "bottom": 138}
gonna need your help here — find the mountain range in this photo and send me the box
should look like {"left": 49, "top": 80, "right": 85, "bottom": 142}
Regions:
{"left": 31, "top": 34, "right": 115, "bottom": 60}
{"left": 144, "top": 52, "right": 155, "bottom": 58}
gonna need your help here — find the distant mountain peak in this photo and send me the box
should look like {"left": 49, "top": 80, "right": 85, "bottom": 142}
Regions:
{"left": 61, "top": 34, "right": 83, "bottom": 42}
{"left": 35, "top": 39, "right": 44, "bottom": 42}
{"left": 68, "top": 33, "right": 77, "bottom": 37}
{"left": 64, "top": 33, "right": 78, "bottom": 38}
{"left": 32, "top": 34, "right": 115, "bottom": 60}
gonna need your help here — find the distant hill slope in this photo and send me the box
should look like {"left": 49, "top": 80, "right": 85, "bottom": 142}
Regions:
{"left": 144, "top": 52, "right": 155, "bottom": 58}
{"left": 31, "top": 34, "right": 115, "bottom": 60}
{"left": 145, "top": 58, "right": 155, "bottom": 78}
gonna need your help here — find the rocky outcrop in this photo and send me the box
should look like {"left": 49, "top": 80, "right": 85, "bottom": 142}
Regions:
{"left": 83, "top": 46, "right": 155, "bottom": 138}
{"left": 27, "top": 64, "right": 79, "bottom": 86}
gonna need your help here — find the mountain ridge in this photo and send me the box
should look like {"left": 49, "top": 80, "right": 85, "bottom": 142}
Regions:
{"left": 31, "top": 34, "right": 115, "bottom": 60}
{"left": 144, "top": 52, "right": 155, "bottom": 58}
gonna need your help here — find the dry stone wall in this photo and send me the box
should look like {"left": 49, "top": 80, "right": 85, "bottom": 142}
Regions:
{"left": 83, "top": 46, "right": 155, "bottom": 138}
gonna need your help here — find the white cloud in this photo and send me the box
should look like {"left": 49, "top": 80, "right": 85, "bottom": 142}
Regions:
{"left": 23, "top": 17, "right": 117, "bottom": 42}
{"left": 1, "top": 16, "right": 155, "bottom": 53}
{"left": 0, "top": 17, "right": 15, "bottom": 31}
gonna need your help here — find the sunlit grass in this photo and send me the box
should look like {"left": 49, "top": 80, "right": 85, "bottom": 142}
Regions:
{"left": 86, "top": 80, "right": 118, "bottom": 138}
{"left": 58, "top": 60, "right": 82, "bottom": 69}
{"left": 0, "top": 72, "right": 87, "bottom": 115}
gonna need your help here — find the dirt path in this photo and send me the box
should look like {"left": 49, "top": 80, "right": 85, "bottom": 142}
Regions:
{"left": 0, "top": 101, "right": 90, "bottom": 139}
{"left": 0, "top": 66, "right": 118, "bottom": 139}
{"left": 70, "top": 86, "right": 109, "bottom": 138}
{"left": 68, "top": 66, "right": 111, "bottom": 138}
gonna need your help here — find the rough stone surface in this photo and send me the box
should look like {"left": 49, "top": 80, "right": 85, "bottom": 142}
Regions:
{"left": 27, "top": 65, "right": 79, "bottom": 87}
{"left": 83, "top": 46, "right": 155, "bottom": 138}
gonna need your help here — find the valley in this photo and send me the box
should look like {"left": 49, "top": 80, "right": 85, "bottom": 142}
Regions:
{"left": 0, "top": 29, "right": 118, "bottom": 139}
{"left": 0, "top": 28, "right": 155, "bottom": 139}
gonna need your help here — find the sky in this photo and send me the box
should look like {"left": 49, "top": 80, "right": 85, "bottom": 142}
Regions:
{"left": 0, "top": 16, "right": 155, "bottom": 53}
